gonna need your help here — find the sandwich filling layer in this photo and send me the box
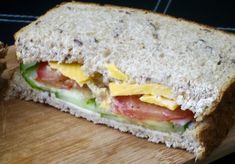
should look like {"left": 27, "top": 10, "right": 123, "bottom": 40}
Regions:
{"left": 20, "top": 62, "right": 194, "bottom": 133}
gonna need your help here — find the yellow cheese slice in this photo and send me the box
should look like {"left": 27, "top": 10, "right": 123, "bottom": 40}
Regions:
{"left": 49, "top": 62, "right": 89, "bottom": 86}
{"left": 106, "top": 64, "right": 128, "bottom": 81}
{"left": 109, "top": 83, "right": 173, "bottom": 99}
{"left": 139, "top": 95, "right": 178, "bottom": 110}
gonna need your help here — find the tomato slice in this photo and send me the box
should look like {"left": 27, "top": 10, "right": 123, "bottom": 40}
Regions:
{"left": 113, "top": 96, "right": 194, "bottom": 121}
{"left": 36, "top": 62, "right": 78, "bottom": 89}
{"left": 36, "top": 62, "right": 67, "bottom": 81}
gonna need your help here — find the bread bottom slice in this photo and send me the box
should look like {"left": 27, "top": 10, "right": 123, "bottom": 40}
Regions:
{"left": 6, "top": 70, "right": 235, "bottom": 160}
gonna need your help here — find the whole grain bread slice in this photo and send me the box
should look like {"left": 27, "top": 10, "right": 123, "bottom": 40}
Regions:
{"left": 14, "top": 2, "right": 235, "bottom": 121}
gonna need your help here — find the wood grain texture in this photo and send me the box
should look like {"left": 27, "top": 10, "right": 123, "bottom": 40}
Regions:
{"left": 0, "top": 100, "right": 234, "bottom": 164}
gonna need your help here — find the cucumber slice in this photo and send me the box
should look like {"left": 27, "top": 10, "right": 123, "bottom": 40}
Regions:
{"left": 143, "top": 120, "right": 184, "bottom": 132}
{"left": 100, "top": 112, "right": 128, "bottom": 123}
{"left": 55, "top": 89, "right": 97, "bottom": 111}
{"left": 20, "top": 62, "right": 37, "bottom": 73}
{"left": 100, "top": 112, "right": 183, "bottom": 133}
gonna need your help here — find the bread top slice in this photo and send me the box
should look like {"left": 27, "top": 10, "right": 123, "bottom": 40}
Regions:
{"left": 14, "top": 2, "right": 235, "bottom": 121}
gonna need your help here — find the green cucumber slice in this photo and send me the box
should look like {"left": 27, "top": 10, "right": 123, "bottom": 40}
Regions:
{"left": 55, "top": 89, "right": 96, "bottom": 111}
{"left": 100, "top": 112, "right": 183, "bottom": 133}
{"left": 143, "top": 120, "right": 184, "bottom": 132}
{"left": 100, "top": 112, "right": 128, "bottom": 123}
{"left": 20, "top": 62, "right": 37, "bottom": 73}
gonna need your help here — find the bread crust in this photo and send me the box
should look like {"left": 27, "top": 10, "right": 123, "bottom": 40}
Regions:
{"left": 196, "top": 81, "right": 235, "bottom": 158}
{"left": 13, "top": 2, "right": 235, "bottom": 40}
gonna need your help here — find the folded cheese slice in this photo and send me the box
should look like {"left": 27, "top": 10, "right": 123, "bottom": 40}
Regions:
{"left": 49, "top": 62, "right": 89, "bottom": 86}
{"left": 109, "top": 83, "right": 174, "bottom": 100}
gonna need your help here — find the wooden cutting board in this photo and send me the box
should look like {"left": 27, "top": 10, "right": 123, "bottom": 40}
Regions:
{"left": 0, "top": 100, "right": 234, "bottom": 164}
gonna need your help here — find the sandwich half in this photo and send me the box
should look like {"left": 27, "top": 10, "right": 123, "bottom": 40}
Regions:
{"left": 6, "top": 2, "right": 235, "bottom": 159}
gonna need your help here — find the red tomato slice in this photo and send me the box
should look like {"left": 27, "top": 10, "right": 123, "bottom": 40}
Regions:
{"left": 36, "top": 62, "right": 78, "bottom": 89}
{"left": 113, "top": 96, "right": 194, "bottom": 121}
{"left": 36, "top": 62, "right": 67, "bottom": 81}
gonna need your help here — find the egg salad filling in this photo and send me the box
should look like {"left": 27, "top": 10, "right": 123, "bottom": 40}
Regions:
{"left": 20, "top": 62, "right": 194, "bottom": 133}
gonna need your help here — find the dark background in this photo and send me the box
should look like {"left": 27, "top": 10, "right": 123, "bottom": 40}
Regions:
{"left": 0, "top": 0, "right": 234, "bottom": 162}
{"left": 1, "top": 0, "right": 235, "bottom": 45}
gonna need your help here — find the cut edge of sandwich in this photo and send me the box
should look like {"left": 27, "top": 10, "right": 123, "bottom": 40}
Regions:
{"left": 6, "top": 70, "right": 235, "bottom": 160}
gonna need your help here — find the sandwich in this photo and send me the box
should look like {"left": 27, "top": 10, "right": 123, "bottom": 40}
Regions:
{"left": 6, "top": 2, "right": 235, "bottom": 159}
